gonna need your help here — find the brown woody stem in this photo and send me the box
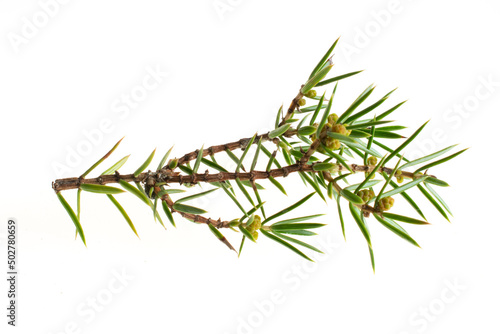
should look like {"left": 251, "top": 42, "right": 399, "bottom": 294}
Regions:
{"left": 279, "top": 88, "right": 304, "bottom": 127}
{"left": 159, "top": 191, "right": 237, "bottom": 251}
{"left": 53, "top": 161, "right": 430, "bottom": 192}
{"left": 170, "top": 130, "right": 297, "bottom": 169}
{"left": 160, "top": 192, "right": 232, "bottom": 229}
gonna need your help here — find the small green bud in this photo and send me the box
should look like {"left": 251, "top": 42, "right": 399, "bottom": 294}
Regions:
{"left": 169, "top": 159, "right": 178, "bottom": 169}
{"left": 229, "top": 219, "right": 240, "bottom": 227}
{"left": 310, "top": 123, "right": 318, "bottom": 141}
{"left": 367, "top": 156, "right": 377, "bottom": 166}
{"left": 378, "top": 196, "right": 395, "bottom": 211}
{"left": 323, "top": 137, "right": 341, "bottom": 150}
{"left": 332, "top": 123, "right": 348, "bottom": 136}
{"left": 278, "top": 141, "right": 288, "bottom": 150}
{"left": 298, "top": 98, "right": 306, "bottom": 106}
{"left": 413, "top": 172, "right": 424, "bottom": 180}
{"left": 247, "top": 215, "right": 262, "bottom": 233}
{"left": 252, "top": 231, "right": 259, "bottom": 241}
{"left": 305, "top": 90, "right": 317, "bottom": 98}
{"left": 253, "top": 215, "right": 262, "bottom": 229}
{"left": 298, "top": 125, "right": 317, "bottom": 136}
{"left": 328, "top": 113, "right": 338, "bottom": 124}
{"left": 357, "top": 189, "right": 375, "bottom": 203}
{"left": 329, "top": 164, "right": 339, "bottom": 173}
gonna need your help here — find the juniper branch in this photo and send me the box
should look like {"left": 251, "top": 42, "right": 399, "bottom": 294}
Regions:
{"left": 52, "top": 160, "right": 432, "bottom": 193}
{"left": 51, "top": 38, "right": 465, "bottom": 269}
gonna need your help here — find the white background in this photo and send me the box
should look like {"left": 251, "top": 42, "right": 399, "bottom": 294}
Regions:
{"left": 1, "top": 1, "right": 499, "bottom": 333}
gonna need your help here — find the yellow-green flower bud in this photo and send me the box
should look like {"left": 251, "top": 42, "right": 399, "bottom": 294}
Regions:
{"left": 247, "top": 215, "right": 262, "bottom": 232}
{"left": 328, "top": 113, "right": 338, "bottom": 124}
{"left": 378, "top": 196, "right": 395, "bottom": 211}
{"left": 332, "top": 123, "right": 348, "bottom": 136}
{"left": 305, "top": 90, "right": 317, "bottom": 98}
{"left": 357, "top": 189, "right": 375, "bottom": 203}
{"left": 323, "top": 137, "right": 341, "bottom": 150}
{"left": 367, "top": 156, "right": 377, "bottom": 166}
{"left": 253, "top": 215, "right": 262, "bottom": 230}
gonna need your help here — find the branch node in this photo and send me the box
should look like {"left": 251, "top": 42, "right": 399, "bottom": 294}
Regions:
{"left": 239, "top": 138, "right": 247, "bottom": 150}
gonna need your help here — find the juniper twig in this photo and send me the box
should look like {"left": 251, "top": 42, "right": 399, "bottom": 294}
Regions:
{"left": 52, "top": 38, "right": 466, "bottom": 270}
